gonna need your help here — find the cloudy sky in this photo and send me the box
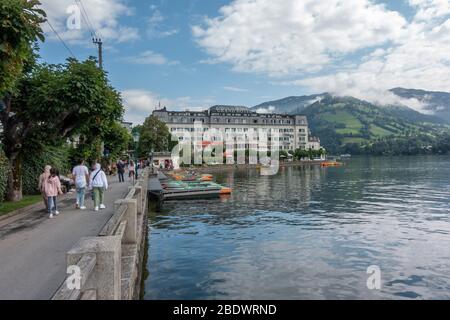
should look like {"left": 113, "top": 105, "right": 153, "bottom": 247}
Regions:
{"left": 38, "top": 0, "right": 450, "bottom": 124}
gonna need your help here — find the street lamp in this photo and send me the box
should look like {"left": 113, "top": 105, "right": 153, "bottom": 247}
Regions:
{"left": 132, "top": 132, "right": 140, "bottom": 179}
{"left": 132, "top": 132, "right": 140, "bottom": 144}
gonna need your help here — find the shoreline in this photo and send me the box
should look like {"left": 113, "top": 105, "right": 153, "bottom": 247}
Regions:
{"left": 172, "top": 160, "right": 327, "bottom": 173}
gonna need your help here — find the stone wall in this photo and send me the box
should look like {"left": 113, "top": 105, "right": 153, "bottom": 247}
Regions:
{"left": 52, "top": 169, "right": 150, "bottom": 300}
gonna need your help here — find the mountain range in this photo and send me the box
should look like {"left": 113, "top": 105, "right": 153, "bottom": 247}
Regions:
{"left": 252, "top": 88, "right": 450, "bottom": 154}
{"left": 389, "top": 88, "right": 450, "bottom": 122}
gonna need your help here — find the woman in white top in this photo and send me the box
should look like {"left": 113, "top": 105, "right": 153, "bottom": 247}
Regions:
{"left": 89, "top": 163, "right": 108, "bottom": 212}
{"left": 129, "top": 160, "right": 136, "bottom": 183}
{"left": 72, "top": 159, "right": 89, "bottom": 210}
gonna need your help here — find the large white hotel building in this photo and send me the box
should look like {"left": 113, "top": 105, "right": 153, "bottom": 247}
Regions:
{"left": 153, "top": 105, "right": 321, "bottom": 151}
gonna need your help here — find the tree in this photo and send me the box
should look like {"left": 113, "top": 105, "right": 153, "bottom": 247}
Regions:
{"left": 137, "top": 116, "right": 172, "bottom": 157}
{"left": 279, "top": 150, "right": 289, "bottom": 160}
{"left": 0, "top": 0, "right": 45, "bottom": 99}
{"left": 294, "top": 148, "right": 309, "bottom": 160}
{"left": 103, "top": 122, "right": 132, "bottom": 161}
{"left": 1, "top": 0, "right": 46, "bottom": 202}
{"left": 317, "top": 148, "right": 326, "bottom": 158}
{"left": 1, "top": 58, "right": 124, "bottom": 201}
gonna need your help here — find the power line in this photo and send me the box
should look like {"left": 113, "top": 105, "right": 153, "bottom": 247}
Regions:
{"left": 46, "top": 20, "right": 77, "bottom": 59}
{"left": 76, "top": 0, "right": 98, "bottom": 39}
{"left": 75, "top": 0, "right": 103, "bottom": 69}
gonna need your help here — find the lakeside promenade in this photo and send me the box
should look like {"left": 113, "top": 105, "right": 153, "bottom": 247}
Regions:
{"left": 0, "top": 178, "right": 130, "bottom": 300}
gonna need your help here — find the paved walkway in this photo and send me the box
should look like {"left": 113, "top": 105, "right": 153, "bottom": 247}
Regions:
{"left": 0, "top": 178, "right": 132, "bottom": 300}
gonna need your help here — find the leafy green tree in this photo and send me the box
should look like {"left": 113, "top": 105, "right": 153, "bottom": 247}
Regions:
{"left": 279, "top": 150, "right": 289, "bottom": 160}
{"left": 0, "top": 0, "right": 46, "bottom": 201}
{"left": 0, "top": 0, "right": 45, "bottom": 99}
{"left": 68, "top": 137, "right": 103, "bottom": 166}
{"left": 1, "top": 58, "right": 124, "bottom": 201}
{"left": 294, "top": 148, "right": 309, "bottom": 160}
{"left": 317, "top": 148, "right": 326, "bottom": 158}
{"left": 103, "top": 121, "right": 132, "bottom": 161}
{"left": 137, "top": 116, "right": 172, "bottom": 157}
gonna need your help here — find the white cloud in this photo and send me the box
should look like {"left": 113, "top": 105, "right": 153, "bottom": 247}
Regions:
{"left": 255, "top": 106, "right": 276, "bottom": 114}
{"left": 290, "top": 14, "right": 450, "bottom": 113}
{"left": 409, "top": 0, "right": 450, "bottom": 20}
{"left": 193, "top": 0, "right": 407, "bottom": 76}
{"left": 122, "top": 90, "right": 214, "bottom": 125}
{"left": 223, "top": 86, "right": 249, "bottom": 92}
{"left": 147, "top": 7, "right": 179, "bottom": 38}
{"left": 193, "top": 0, "right": 450, "bottom": 113}
{"left": 124, "top": 51, "right": 179, "bottom": 66}
{"left": 40, "top": 0, "right": 139, "bottom": 44}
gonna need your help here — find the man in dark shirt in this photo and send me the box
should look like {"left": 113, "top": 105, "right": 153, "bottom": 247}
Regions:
{"left": 117, "top": 160, "right": 125, "bottom": 183}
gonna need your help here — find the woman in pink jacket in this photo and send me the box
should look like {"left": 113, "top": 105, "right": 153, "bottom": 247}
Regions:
{"left": 43, "top": 168, "right": 63, "bottom": 219}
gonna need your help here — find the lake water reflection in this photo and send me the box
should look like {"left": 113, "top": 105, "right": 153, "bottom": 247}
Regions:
{"left": 144, "top": 156, "right": 450, "bottom": 300}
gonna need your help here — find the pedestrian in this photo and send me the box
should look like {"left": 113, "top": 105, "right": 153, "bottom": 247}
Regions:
{"left": 72, "top": 159, "right": 89, "bottom": 210}
{"left": 43, "top": 168, "right": 63, "bottom": 219}
{"left": 129, "top": 160, "right": 136, "bottom": 183}
{"left": 117, "top": 160, "right": 125, "bottom": 183}
{"left": 38, "top": 165, "right": 51, "bottom": 211}
{"left": 89, "top": 163, "right": 108, "bottom": 212}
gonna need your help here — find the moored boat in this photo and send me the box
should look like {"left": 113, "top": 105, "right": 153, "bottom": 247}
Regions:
{"left": 321, "top": 161, "right": 344, "bottom": 167}
{"left": 161, "top": 176, "right": 232, "bottom": 199}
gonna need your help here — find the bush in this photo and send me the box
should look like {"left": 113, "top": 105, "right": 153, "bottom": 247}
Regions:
{"left": 22, "top": 145, "right": 71, "bottom": 195}
{"left": 0, "top": 152, "right": 10, "bottom": 203}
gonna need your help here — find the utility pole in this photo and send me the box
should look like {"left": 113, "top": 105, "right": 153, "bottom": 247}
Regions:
{"left": 93, "top": 38, "right": 103, "bottom": 69}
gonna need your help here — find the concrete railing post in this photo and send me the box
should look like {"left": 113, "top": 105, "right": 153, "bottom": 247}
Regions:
{"left": 134, "top": 186, "right": 143, "bottom": 215}
{"left": 67, "top": 236, "right": 122, "bottom": 300}
{"left": 115, "top": 199, "right": 137, "bottom": 244}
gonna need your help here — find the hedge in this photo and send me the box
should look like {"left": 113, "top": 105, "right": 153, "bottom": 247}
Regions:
{"left": 22, "top": 146, "right": 71, "bottom": 195}
{"left": 0, "top": 151, "right": 10, "bottom": 203}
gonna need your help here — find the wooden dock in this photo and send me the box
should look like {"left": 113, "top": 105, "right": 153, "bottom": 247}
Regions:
{"left": 148, "top": 174, "right": 164, "bottom": 210}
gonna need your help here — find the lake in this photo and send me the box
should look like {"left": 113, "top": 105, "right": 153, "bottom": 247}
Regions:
{"left": 143, "top": 156, "right": 450, "bottom": 300}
